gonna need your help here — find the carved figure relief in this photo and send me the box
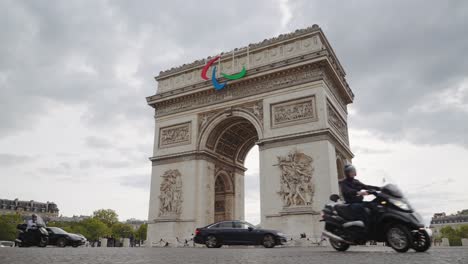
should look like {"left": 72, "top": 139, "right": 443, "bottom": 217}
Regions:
{"left": 327, "top": 101, "right": 349, "bottom": 143}
{"left": 242, "top": 101, "right": 263, "bottom": 123}
{"left": 159, "top": 122, "right": 191, "bottom": 148}
{"left": 158, "top": 169, "right": 183, "bottom": 218}
{"left": 275, "top": 150, "right": 315, "bottom": 207}
{"left": 271, "top": 96, "right": 317, "bottom": 128}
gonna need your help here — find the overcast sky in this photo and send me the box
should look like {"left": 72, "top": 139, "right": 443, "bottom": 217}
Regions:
{"left": 1, "top": 1, "right": 467, "bottom": 224}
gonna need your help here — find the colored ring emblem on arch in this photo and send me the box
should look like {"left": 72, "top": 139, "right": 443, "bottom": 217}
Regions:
{"left": 201, "top": 56, "right": 247, "bottom": 90}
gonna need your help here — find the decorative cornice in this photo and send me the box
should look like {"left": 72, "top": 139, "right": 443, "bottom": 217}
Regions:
{"left": 150, "top": 62, "right": 337, "bottom": 117}
{"left": 156, "top": 25, "right": 322, "bottom": 79}
{"left": 149, "top": 150, "right": 247, "bottom": 173}
{"left": 258, "top": 129, "right": 354, "bottom": 159}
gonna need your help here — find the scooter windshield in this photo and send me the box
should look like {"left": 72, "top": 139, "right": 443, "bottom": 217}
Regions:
{"left": 381, "top": 184, "right": 404, "bottom": 198}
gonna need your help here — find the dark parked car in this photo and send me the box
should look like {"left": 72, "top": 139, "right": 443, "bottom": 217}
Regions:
{"left": 46, "top": 227, "right": 86, "bottom": 247}
{"left": 194, "top": 220, "right": 287, "bottom": 248}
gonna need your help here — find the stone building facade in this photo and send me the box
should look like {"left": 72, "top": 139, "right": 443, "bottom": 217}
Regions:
{"left": 0, "top": 198, "right": 59, "bottom": 218}
{"left": 146, "top": 25, "right": 354, "bottom": 245}
{"left": 430, "top": 211, "right": 468, "bottom": 238}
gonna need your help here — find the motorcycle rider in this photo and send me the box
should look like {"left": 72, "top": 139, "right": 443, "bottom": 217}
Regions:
{"left": 339, "top": 164, "right": 380, "bottom": 227}
{"left": 26, "top": 214, "right": 39, "bottom": 231}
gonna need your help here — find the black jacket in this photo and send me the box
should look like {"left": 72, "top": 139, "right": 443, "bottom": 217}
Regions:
{"left": 339, "top": 177, "right": 381, "bottom": 204}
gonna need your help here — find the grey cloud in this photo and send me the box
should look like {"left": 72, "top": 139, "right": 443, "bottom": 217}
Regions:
{"left": 0, "top": 0, "right": 286, "bottom": 139}
{"left": 78, "top": 159, "right": 132, "bottom": 169}
{"left": 0, "top": 153, "right": 32, "bottom": 167}
{"left": 119, "top": 173, "right": 150, "bottom": 190}
{"left": 85, "top": 136, "right": 113, "bottom": 149}
{"left": 289, "top": 0, "right": 468, "bottom": 147}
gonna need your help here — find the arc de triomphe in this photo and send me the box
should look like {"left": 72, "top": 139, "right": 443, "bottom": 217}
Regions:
{"left": 146, "top": 25, "right": 354, "bottom": 245}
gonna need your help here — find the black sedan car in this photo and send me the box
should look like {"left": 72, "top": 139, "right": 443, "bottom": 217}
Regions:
{"left": 46, "top": 227, "right": 87, "bottom": 247}
{"left": 194, "top": 220, "right": 287, "bottom": 248}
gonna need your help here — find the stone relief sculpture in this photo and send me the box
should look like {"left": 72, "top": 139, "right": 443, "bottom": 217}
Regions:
{"left": 327, "top": 101, "right": 349, "bottom": 143}
{"left": 275, "top": 150, "right": 315, "bottom": 207}
{"left": 271, "top": 96, "right": 317, "bottom": 127}
{"left": 158, "top": 169, "right": 183, "bottom": 218}
{"left": 159, "top": 123, "right": 191, "bottom": 147}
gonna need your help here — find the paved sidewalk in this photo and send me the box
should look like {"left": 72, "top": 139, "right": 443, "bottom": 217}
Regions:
{"left": 0, "top": 246, "right": 466, "bottom": 264}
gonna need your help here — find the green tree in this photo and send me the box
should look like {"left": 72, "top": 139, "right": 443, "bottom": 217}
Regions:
{"left": 458, "top": 225, "right": 468, "bottom": 238}
{"left": 0, "top": 214, "right": 23, "bottom": 241}
{"left": 111, "top": 222, "right": 134, "bottom": 240}
{"left": 80, "top": 218, "right": 111, "bottom": 241}
{"left": 93, "top": 209, "right": 118, "bottom": 227}
{"left": 135, "top": 223, "right": 147, "bottom": 242}
{"left": 440, "top": 226, "right": 462, "bottom": 246}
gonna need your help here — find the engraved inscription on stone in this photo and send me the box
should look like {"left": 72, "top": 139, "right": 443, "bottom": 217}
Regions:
{"left": 159, "top": 122, "right": 191, "bottom": 148}
{"left": 271, "top": 96, "right": 317, "bottom": 128}
{"left": 275, "top": 150, "right": 315, "bottom": 207}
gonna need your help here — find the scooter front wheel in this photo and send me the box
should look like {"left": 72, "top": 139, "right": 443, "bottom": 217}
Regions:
{"left": 412, "top": 230, "right": 431, "bottom": 252}
{"left": 330, "top": 239, "right": 350, "bottom": 252}
{"left": 386, "top": 225, "right": 412, "bottom": 253}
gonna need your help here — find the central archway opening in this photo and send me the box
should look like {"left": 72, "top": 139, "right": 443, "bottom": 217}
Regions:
{"left": 244, "top": 146, "right": 260, "bottom": 225}
{"left": 204, "top": 115, "right": 261, "bottom": 224}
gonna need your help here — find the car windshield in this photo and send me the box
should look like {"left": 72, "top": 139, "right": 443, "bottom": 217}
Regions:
{"left": 48, "top": 227, "right": 68, "bottom": 234}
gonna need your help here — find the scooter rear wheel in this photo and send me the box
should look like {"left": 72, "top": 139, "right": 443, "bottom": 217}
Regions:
{"left": 38, "top": 237, "right": 48, "bottom": 248}
{"left": 330, "top": 239, "right": 350, "bottom": 251}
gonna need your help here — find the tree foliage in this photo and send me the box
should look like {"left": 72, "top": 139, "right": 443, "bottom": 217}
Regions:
{"left": 0, "top": 214, "right": 23, "bottom": 241}
{"left": 440, "top": 225, "right": 468, "bottom": 246}
{"left": 48, "top": 218, "right": 111, "bottom": 241}
{"left": 135, "top": 223, "right": 147, "bottom": 241}
{"left": 111, "top": 222, "right": 134, "bottom": 239}
{"left": 92, "top": 209, "right": 119, "bottom": 227}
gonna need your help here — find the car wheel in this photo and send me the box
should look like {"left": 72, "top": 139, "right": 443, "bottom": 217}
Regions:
{"left": 57, "top": 238, "right": 67, "bottom": 248}
{"left": 205, "top": 235, "right": 219, "bottom": 248}
{"left": 38, "top": 237, "right": 48, "bottom": 248}
{"left": 262, "top": 234, "right": 276, "bottom": 248}
{"left": 330, "top": 239, "right": 350, "bottom": 252}
{"left": 412, "top": 229, "right": 431, "bottom": 252}
{"left": 386, "top": 225, "right": 412, "bottom": 253}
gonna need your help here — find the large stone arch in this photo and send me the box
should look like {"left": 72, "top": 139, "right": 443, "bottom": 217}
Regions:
{"left": 198, "top": 109, "right": 263, "bottom": 165}
{"left": 199, "top": 108, "right": 263, "bottom": 147}
{"left": 146, "top": 25, "right": 355, "bottom": 245}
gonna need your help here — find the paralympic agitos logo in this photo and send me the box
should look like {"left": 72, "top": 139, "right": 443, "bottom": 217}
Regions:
{"left": 201, "top": 56, "right": 247, "bottom": 90}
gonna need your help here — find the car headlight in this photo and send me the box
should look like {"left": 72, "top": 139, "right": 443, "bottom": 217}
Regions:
{"left": 389, "top": 198, "right": 411, "bottom": 211}
{"left": 277, "top": 232, "right": 286, "bottom": 237}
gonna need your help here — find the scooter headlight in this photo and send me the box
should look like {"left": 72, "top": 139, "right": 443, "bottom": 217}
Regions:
{"left": 389, "top": 198, "right": 411, "bottom": 211}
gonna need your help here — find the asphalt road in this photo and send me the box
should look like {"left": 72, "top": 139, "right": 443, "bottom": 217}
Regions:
{"left": 0, "top": 246, "right": 466, "bottom": 264}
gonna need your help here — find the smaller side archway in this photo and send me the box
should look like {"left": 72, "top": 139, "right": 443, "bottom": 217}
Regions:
{"left": 214, "top": 171, "right": 235, "bottom": 222}
{"left": 336, "top": 157, "right": 345, "bottom": 181}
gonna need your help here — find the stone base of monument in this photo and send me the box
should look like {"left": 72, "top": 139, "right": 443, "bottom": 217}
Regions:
{"left": 147, "top": 218, "right": 196, "bottom": 247}
{"left": 263, "top": 207, "right": 323, "bottom": 240}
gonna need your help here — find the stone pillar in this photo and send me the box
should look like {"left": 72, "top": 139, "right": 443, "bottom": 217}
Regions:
{"left": 461, "top": 238, "right": 468, "bottom": 247}
{"left": 233, "top": 171, "right": 245, "bottom": 220}
{"left": 100, "top": 238, "right": 108, "bottom": 247}
{"left": 441, "top": 237, "right": 450, "bottom": 246}
{"left": 122, "top": 238, "right": 130, "bottom": 247}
